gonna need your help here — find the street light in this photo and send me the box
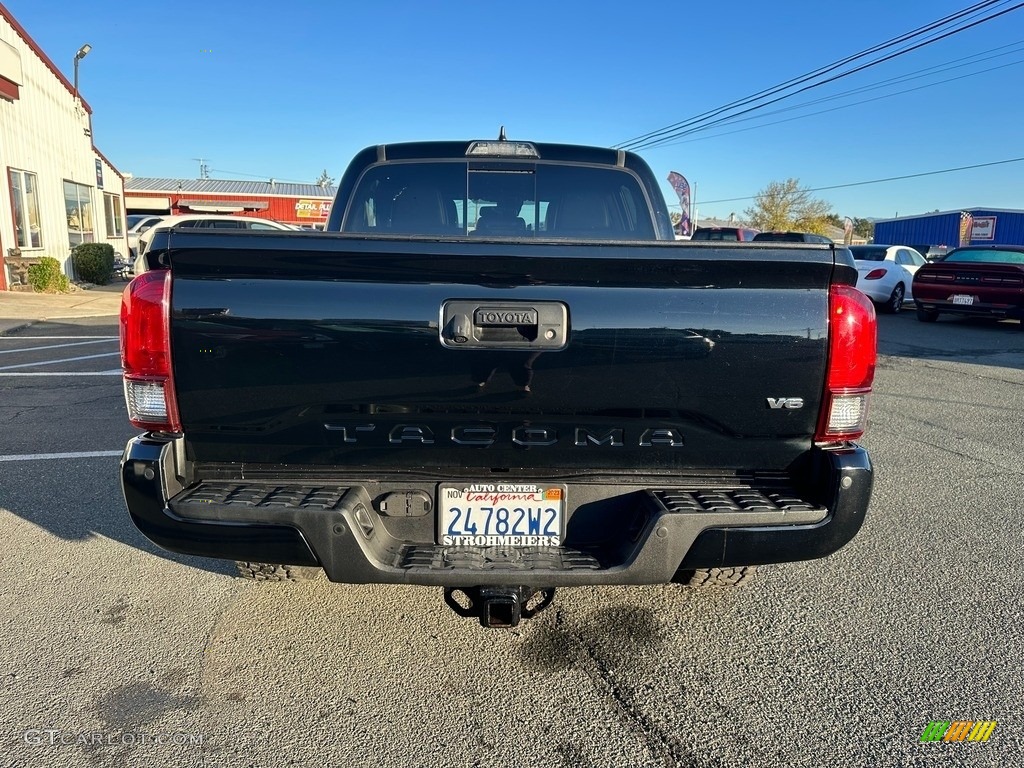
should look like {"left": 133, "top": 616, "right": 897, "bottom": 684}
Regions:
{"left": 73, "top": 43, "right": 91, "bottom": 102}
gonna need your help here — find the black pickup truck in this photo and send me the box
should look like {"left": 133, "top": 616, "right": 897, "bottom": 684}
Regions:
{"left": 120, "top": 137, "right": 876, "bottom": 627}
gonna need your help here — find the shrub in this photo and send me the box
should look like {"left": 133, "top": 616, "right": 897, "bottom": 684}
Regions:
{"left": 26, "top": 257, "right": 70, "bottom": 293}
{"left": 71, "top": 242, "right": 116, "bottom": 285}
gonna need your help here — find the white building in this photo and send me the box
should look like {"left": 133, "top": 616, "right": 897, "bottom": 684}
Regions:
{"left": 0, "top": 6, "right": 127, "bottom": 291}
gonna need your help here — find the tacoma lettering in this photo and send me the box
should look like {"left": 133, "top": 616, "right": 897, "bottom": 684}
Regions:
{"left": 324, "top": 423, "right": 683, "bottom": 447}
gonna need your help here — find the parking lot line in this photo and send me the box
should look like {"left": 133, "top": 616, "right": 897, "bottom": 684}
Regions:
{"left": 0, "top": 336, "right": 118, "bottom": 340}
{"left": 0, "top": 352, "right": 120, "bottom": 371}
{"left": 0, "top": 450, "right": 123, "bottom": 462}
{"left": 0, "top": 371, "right": 121, "bottom": 376}
{"left": 0, "top": 338, "right": 117, "bottom": 355}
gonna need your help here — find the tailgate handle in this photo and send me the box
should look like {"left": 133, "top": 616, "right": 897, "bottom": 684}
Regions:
{"left": 441, "top": 301, "right": 567, "bottom": 350}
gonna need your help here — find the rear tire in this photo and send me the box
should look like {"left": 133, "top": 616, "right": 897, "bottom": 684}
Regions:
{"left": 673, "top": 566, "right": 758, "bottom": 587}
{"left": 235, "top": 562, "right": 322, "bottom": 582}
{"left": 884, "top": 284, "right": 905, "bottom": 314}
{"left": 916, "top": 305, "right": 939, "bottom": 323}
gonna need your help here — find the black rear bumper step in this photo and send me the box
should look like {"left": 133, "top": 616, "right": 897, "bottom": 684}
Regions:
{"left": 178, "top": 483, "right": 350, "bottom": 511}
{"left": 121, "top": 437, "right": 871, "bottom": 586}
{"left": 175, "top": 483, "right": 824, "bottom": 516}
{"left": 653, "top": 489, "right": 823, "bottom": 514}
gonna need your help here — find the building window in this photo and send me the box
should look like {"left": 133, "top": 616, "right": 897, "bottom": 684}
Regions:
{"left": 103, "top": 193, "right": 124, "bottom": 237}
{"left": 8, "top": 168, "right": 43, "bottom": 248}
{"left": 63, "top": 180, "right": 94, "bottom": 247}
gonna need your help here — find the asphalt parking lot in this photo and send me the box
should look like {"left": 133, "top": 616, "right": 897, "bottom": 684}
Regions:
{"left": 1, "top": 312, "right": 1021, "bottom": 768}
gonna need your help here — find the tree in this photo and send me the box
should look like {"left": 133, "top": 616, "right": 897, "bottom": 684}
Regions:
{"left": 852, "top": 217, "right": 874, "bottom": 240}
{"left": 744, "top": 179, "right": 834, "bottom": 234}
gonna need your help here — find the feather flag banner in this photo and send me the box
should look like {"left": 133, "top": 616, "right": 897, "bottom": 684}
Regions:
{"left": 667, "top": 171, "right": 692, "bottom": 237}
{"left": 958, "top": 211, "right": 973, "bottom": 247}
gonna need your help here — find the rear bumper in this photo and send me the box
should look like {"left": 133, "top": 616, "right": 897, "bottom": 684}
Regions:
{"left": 914, "top": 292, "right": 1024, "bottom": 319}
{"left": 121, "top": 436, "right": 872, "bottom": 586}
{"left": 856, "top": 279, "right": 900, "bottom": 304}
{"left": 856, "top": 285, "right": 888, "bottom": 304}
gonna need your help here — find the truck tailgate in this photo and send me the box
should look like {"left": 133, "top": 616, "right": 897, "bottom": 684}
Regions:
{"left": 165, "top": 233, "right": 842, "bottom": 472}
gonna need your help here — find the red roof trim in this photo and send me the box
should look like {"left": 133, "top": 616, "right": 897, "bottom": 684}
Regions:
{"left": 0, "top": 74, "right": 17, "bottom": 101}
{"left": 93, "top": 145, "right": 124, "bottom": 182}
{"left": 0, "top": 1, "right": 93, "bottom": 114}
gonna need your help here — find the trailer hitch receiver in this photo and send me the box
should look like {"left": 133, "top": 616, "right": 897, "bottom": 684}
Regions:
{"left": 444, "top": 586, "right": 555, "bottom": 628}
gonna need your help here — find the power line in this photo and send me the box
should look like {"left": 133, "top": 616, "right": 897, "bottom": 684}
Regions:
{"left": 695, "top": 157, "right": 1024, "bottom": 206}
{"left": 636, "top": 2, "right": 1024, "bottom": 150}
{"left": 746, "top": 39, "right": 1024, "bottom": 116}
{"left": 633, "top": 2, "right": 1024, "bottom": 150}
{"left": 618, "top": 0, "right": 1013, "bottom": 149}
{"left": 616, "top": 0, "right": 1007, "bottom": 148}
{"left": 616, "top": 1, "right": 1022, "bottom": 151}
{"left": 651, "top": 57, "right": 1024, "bottom": 149}
{"left": 656, "top": 40, "right": 1024, "bottom": 142}
{"left": 614, "top": 0, "right": 999, "bottom": 147}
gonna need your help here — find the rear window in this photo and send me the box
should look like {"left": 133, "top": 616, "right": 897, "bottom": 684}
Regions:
{"left": 341, "top": 161, "right": 656, "bottom": 239}
{"left": 752, "top": 232, "right": 832, "bottom": 244}
{"left": 691, "top": 228, "right": 742, "bottom": 241}
{"left": 203, "top": 220, "right": 247, "bottom": 229}
{"left": 943, "top": 248, "right": 1024, "bottom": 264}
{"left": 753, "top": 232, "right": 804, "bottom": 243}
{"left": 127, "top": 215, "right": 155, "bottom": 228}
{"left": 849, "top": 247, "right": 886, "bottom": 261}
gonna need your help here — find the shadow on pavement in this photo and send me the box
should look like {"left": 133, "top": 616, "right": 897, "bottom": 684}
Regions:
{"left": 0, "top": 458, "right": 235, "bottom": 578}
{"left": 0, "top": 317, "right": 234, "bottom": 577}
{"left": 875, "top": 311, "right": 1024, "bottom": 370}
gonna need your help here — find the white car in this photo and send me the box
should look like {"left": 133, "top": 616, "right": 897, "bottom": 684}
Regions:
{"left": 849, "top": 244, "right": 926, "bottom": 314}
{"left": 126, "top": 214, "right": 165, "bottom": 259}
{"left": 134, "top": 215, "right": 296, "bottom": 274}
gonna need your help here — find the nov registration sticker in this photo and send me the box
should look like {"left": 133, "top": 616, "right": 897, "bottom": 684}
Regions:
{"left": 439, "top": 483, "right": 565, "bottom": 547}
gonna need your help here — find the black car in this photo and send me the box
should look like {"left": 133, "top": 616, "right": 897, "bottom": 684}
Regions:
{"left": 690, "top": 226, "right": 760, "bottom": 242}
{"left": 752, "top": 231, "right": 834, "bottom": 244}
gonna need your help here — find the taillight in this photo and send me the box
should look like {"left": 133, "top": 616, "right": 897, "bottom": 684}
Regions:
{"left": 864, "top": 268, "right": 887, "bottom": 280}
{"left": 815, "top": 284, "right": 876, "bottom": 443}
{"left": 120, "top": 270, "right": 180, "bottom": 431}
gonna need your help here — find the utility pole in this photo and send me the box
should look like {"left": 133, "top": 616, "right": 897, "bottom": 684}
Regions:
{"left": 192, "top": 158, "right": 210, "bottom": 179}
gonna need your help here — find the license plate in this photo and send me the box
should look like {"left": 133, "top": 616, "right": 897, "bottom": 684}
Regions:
{"left": 439, "top": 483, "right": 564, "bottom": 546}
{"left": 951, "top": 294, "right": 975, "bottom": 305}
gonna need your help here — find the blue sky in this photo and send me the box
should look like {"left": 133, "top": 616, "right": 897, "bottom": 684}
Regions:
{"left": 8, "top": 0, "right": 1024, "bottom": 221}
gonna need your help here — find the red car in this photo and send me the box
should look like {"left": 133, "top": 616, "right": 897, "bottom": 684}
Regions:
{"left": 912, "top": 245, "right": 1024, "bottom": 324}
